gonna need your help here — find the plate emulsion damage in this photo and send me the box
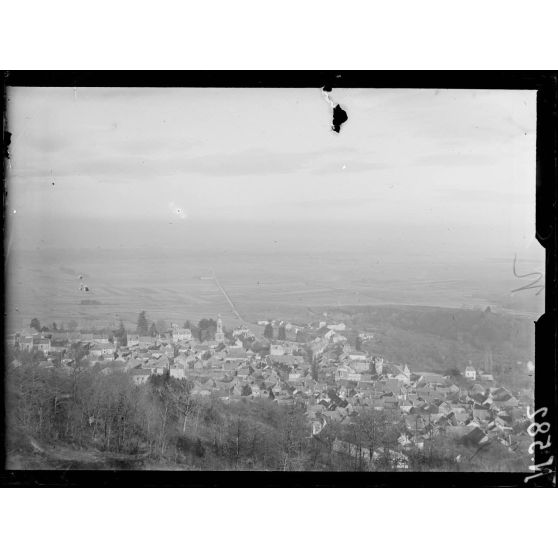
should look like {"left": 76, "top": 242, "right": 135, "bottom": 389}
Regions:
{"left": 331, "top": 104, "right": 348, "bottom": 133}
{"left": 3, "top": 130, "right": 12, "bottom": 159}
{"left": 322, "top": 86, "right": 348, "bottom": 133}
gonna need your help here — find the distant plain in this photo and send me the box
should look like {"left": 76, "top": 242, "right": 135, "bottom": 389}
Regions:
{"left": 6, "top": 246, "right": 544, "bottom": 332}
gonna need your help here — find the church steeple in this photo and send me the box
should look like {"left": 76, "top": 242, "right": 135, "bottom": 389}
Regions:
{"left": 215, "top": 314, "right": 225, "bottom": 344}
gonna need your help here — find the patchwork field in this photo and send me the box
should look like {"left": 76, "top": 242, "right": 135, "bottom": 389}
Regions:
{"left": 6, "top": 247, "right": 544, "bottom": 332}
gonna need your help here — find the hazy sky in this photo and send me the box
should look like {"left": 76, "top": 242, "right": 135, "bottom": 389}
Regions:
{"left": 6, "top": 87, "right": 538, "bottom": 258}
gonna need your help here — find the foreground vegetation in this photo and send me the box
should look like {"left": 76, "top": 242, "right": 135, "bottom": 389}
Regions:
{"left": 5, "top": 349, "right": 529, "bottom": 472}
{"left": 6, "top": 350, "right": 310, "bottom": 470}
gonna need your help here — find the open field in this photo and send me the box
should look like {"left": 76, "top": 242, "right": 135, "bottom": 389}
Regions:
{"left": 6, "top": 247, "right": 544, "bottom": 332}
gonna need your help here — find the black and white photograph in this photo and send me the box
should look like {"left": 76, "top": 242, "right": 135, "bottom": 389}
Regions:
{"left": 2, "top": 73, "right": 555, "bottom": 485}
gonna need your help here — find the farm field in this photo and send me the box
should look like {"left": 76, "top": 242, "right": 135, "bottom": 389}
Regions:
{"left": 6, "top": 247, "right": 544, "bottom": 332}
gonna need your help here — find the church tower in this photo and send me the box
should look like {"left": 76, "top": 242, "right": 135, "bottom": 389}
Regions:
{"left": 215, "top": 314, "right": 225, "bottom": 344}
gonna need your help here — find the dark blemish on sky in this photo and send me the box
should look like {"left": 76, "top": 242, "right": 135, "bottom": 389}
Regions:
{"left": 322, "top": 87, "right": 348, "bottom": 133}
{"left": 332, "top": 104, "right": 348, "bottom": 133}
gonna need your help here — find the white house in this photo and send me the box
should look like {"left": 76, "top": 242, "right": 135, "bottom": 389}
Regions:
{"left": 36, "top": 337, "right": 52, "bottom": 353}
{"left": 132, "top": 372, "right": 150, "bottom": 385}
{"left": 335, "top": 365, "right": 353, "bottom": 381}
{"left": 170, "top": 367, "right": 187, "bottom": 379}
{"left": 233, "top": 326, "right": 251, "bottom": 336}
{"left": 19, "top": 336, "right": 35, "bottom": 351}
{"left": 352, "top": 360, "right": 370, "bottom": 372}
{"left": 127, "top": 334, "right": 140, "bottom": 347}
{"left": 348, "top": 351, "right": 367, "bottom": 361}
{"left": 464, "top": 364, "right": 477, "bottom": 380}
{"left": 172, "top": 328, "right": 192, "bottom": 343}
{"left": 138, "top": 336, "right": 156, "bottom": 349}
{"left": 90, "top": 343, "right": 115, "bottom": 358}
{"left": 93, "top": 333, "right": 110, "bottom": 344}
{"left": 20, "top": 336, "right": 51, "bottom": 353}
{"left": 270, "top": 344, "right": 286, "bottom": 356}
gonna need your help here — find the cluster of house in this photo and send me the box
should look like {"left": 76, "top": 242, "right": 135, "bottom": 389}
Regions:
{"left": 318, "top": 368, "right": 530, "bottom": 466}
{"left": 7, "top": 316, "right": 533, "bottom": 468}
{"left": 307, "top": 352, "right": 533, "bottom": 468}
{"left": 8, "top": 331, "right": 53, "bottom": 354}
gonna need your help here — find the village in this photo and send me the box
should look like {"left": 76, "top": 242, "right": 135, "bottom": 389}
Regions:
{"left": 6, "top": 314, "right": 534, "bottom": 470}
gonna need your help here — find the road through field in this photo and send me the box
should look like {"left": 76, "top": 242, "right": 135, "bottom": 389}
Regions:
{"left": 212, "top": 270, "right": 244, "bottom": 324}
